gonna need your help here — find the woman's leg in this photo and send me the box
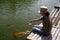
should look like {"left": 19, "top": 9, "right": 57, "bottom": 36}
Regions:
{"left": 32, "top": 27, "right": 49, "bottom": 36}
{"left": 32, "top": 27, "right": 43, "bottom": 35}
{"left": 41, "top": 30, "right": 50, "bottom": 36}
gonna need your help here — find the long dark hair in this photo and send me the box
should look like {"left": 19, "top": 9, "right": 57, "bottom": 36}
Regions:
{"left": 45, "top": 12, "right": 50, "bottom": 16}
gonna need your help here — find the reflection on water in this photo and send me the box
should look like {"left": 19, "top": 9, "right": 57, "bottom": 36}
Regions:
{"left": 0, "top": 0, "right": 60, "bottom": 40}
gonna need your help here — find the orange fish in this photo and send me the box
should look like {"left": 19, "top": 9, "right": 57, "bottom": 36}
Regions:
{"left": 14, "top": 30, "right": 30, "bottom": 37}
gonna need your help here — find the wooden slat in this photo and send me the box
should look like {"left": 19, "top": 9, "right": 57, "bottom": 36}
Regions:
{"left": 53, "top": 20, "right": 60, "bottom": 29}
{"left": 50, "top": 8, "right": 56, "bottom": 16}
{"left": 27, "top": 32, "right": 35, "bottom": 39}
{"left": 51, "top": 9, "right": 58, "bottom": 21}
{"left": 33, "top": 34, "right": 40, "bottom": 40}
{"left": 52, "top": 29, "right": 60, "bottom": 40}
{"left": 52, "top": 9, "right": 60, "bottom": 25}
{"left": 56, "top": 30, "right": 60, "bottom": 40}
{"left": 49, "top": 24, "right": 60, "bottom": 40}
{"left": 31, "top": 34, "right": 38, "bottom": 40}
{"left": 57, "top": 21, "right": 60, "bottom": 29}
{"left": 51, "top": 9, "right": 58, "bottom": 18}
{"left": 56, "top": 23, "right": 60, "bottom": 40}
{"left": 50, "top": 9, "right": 57, "bottom": 16}
{"left": 54, "top": 15, "right": 60, "bottom": 26}
{"left": 37, "top": 36, "right": 41, "bottom": 40}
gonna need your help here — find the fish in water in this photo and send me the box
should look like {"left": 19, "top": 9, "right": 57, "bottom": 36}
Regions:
{"left": 2, "top": 15, "right": 8, "bottom": 20}
{"left": 14, "top": 30, "right": 30, "bottom": 37}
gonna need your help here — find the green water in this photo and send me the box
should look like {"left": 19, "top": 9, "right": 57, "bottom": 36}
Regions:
{"left": 0, "top": 0, "right": 60, "bottom": 40}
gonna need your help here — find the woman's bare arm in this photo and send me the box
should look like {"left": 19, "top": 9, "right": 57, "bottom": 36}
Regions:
{"left": 29, "top": 18, "right": 41, "bottom": 23}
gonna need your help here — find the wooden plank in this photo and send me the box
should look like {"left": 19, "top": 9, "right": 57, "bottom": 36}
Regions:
{"left": 50, "top": 9, "right": 57, "bottom": 16}
{"left": 50, "top": 8, "right": 56, "bottom": 16}
{"left": 49, "top": 24, "right": 60, "bottom": 40}
{"left": 54, "top": 15, "right": 60, "bottom": 26}
{"left": 33, "top": 34, "right": 40, "bottom": 40}
{"left": 31, "top": 34, "right": 38, "bottom": 40}
{"left": 57, "top": 21, "right": 60, "bottom": 29}
{"left": 54, "top": 21, "right": 60, "bottom": 29}
{"left": 52, "top": 9, "right": 60, "bottom": 25}
{"left": 37, "top": 36, "right": 41, "bottom": 40}
{"left": 52, "top": 29, "right": 60, "bottom": 40}
{"left": 27, "top": 32, "right": 35, "bottom": 39}
{"left": 56, "top": 30, "right": 60, "bottom": 40}
{"left": 51, "top": 9, "right": 58, "bottom": 21}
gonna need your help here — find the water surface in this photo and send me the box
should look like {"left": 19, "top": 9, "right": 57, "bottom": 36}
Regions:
{"left": 0, "top": 0, "right": 60, "bottom": 40}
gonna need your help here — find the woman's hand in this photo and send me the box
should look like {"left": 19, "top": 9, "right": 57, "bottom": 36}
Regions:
{"left": 28, "top": 23, "right": 32, "bottom": 25}
{"left": 28, "top": 20, "right": 32, "bottom": 25}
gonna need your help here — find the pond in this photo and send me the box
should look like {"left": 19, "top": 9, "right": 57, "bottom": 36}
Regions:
{"left": 0, "top": 0, "right": 60, "bottom": 40}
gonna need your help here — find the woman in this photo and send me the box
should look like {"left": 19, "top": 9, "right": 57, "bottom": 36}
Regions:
{"left": 29, "top": 6, "right": 52, "bottom": 36}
